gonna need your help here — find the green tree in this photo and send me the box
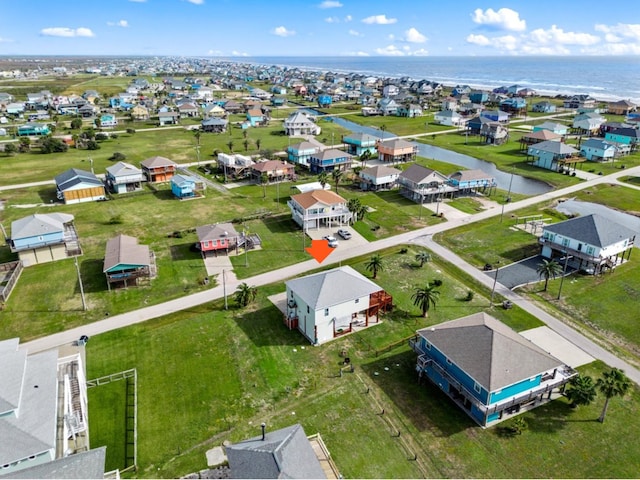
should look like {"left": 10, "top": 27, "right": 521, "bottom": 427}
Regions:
{"left": 565, "top": 374, "right": 597, "bottom": 408}
{"left": 40, "top": 137, "right": 68, "bottom": 154}
{"left": 227, "top": 140, "right": 234, "bottom": 153}
{"left": 359, "top": 149, "right": 372, "bottom": 167}
{"left": 260, "top": 173, "right": 269, "bottom": 198}
{"left": 596, "top": 368, "right": 631, "bottom": 423}
{"left": 255, "top": 138, "right": 261, "bottom": 151}
{"left": 86, "top": 139, "right": 100, "bottom": 150}
{"left": 415, "top": 251, "right": 431, "bottom": 267}
{"left": 70, "top": 118, "right": 83, "bottom": 130}
{"left": 3, "top": 143, "right": 17, "bottom": 156}
{"left": 536, "top": 259, "right": 563, "bottom": 291}
{"left": 411, "top": 282, "right": 440, "bottom": 317}
{"left": 18, "top": 137, "right": 31, "bottom": 153}
{"left": 234, "top": 282, "right": 257, "bottom": 307}
{"left": 318, "top": 171, "right": 329, "bottom": 190}
{"left": 193, "top": 130, "right": 201, "bottom": 147}
{"left": 365, "top": 254, "right": 384, "bottom": 279}
{"left": 94, "top": 118, "right": 102, "bottom": 129}
{"left": 243, "top": 139, "right": 250, "bottom": 152}
{"left": 332, "top": 169, "right": 343, "bottom": 193}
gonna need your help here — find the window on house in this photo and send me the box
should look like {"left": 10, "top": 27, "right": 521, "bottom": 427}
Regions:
{"left": 307, "top": 306, "right": 310, "bottom": 314}
{"left": 474, "top": 382, "right": 481, "bottom": 393}
{"left": 324, "top": 308, "right": 329, "bottom": 316}
{"left": 446, "top": 357, "right": 452, "bottom": 365}
{"left": 586, "top": 246, "right": 595, "bottom": 255}
{"left": 355, "top": 298, "right": 359, "bottom": 304}
{"left": 562, "top": 238, "right": 569, "bottom": 247}
{"left": 424, "top": 341, "right": 431, "bottom": 350}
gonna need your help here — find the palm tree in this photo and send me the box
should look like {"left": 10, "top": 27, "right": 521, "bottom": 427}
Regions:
{"left": 227, "top": 140, "right": 234, "bottom": 153}
{"left": 347, "top": 198, "right": 362, "bottom": 222}
{"left": 256, "top": 138, "right": 261, "bottom": 151}
{"left": 234, "top": 282, "right": 257, "bottom": 307}
{"left": 359, "top": 149, "right": 372, "bottom": 167}
{"left": 365, "top": 254, "right": 384, "bottom": 279}
{"left": 411, "top": 283, "right": 440, "bottom": 317}
{"left": 596, "top": 368, "right": 631, "bottom": 423}
{"left": 243, "top": 139, "right": 250, "bottom": 152}
{"left": 260, "top": 173, "right": 269, "bottom": 198}
{"left": 380, "top": 124, "right": 387, "bottom": 141}
{"left": 318, "top": 171, "right": 329, "bottom": 190}
{"left": 332, "top": 169, "right": 343, "bottom": 193}
{"left": 536, "top": 259, "right": 563, "bottom": 291}
{"left": 193, "top": 130, "right": 201, "bottom": 147}
{"left": 565, "top": 374, "right": 597, "bottom": 408}
{"left": 415, "top": 251, "right": 431, "bottom": 267}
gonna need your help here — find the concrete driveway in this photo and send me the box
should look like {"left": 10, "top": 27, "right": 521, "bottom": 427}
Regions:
{"left": 521, "top": 326, "right": 594, "bottom": 368}
{"left": 306, "top": 225, "right": 368, "bottom": 249}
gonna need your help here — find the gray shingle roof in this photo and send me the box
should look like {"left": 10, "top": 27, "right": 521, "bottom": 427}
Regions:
{"left": 399, "top": 164, "right": 436, "bottom": 183}
{"left": 544, "top": 213, "right": 636, "bottom": 247}
{"left": 417, "top": 313, "right": 563, "bottom": 391}
{"left": 226, "top": 424, "right": 326, "bottom": 479}
{"left": 2, "top": 447, "right": 106, "bottom": 479}
{"left": 10, "top": 213, "right": 74, "bottom": 240}
{"left": 529, "top": 140, "right": 578, "bottom": 155}
{"left": 140, "top": 155, "right": 177, "bottom": 168}
{"left": 360, "top": 165, "right": 401, "bottom": 178}
{"left": 286, "top": 266, "right": 382, "bottom": 310}
{"left": 103, "top": 234, "right": 150, "bottom": 272}
{"left": 105, "top": 161, "right": 142, "bottom": 177}
{"left": 196, "top": 223, "right": 239, "bottom": 242}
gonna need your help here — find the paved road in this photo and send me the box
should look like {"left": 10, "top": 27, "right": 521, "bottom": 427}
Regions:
{"left": 21, "top": 165, "right": 640, "bottom": 386}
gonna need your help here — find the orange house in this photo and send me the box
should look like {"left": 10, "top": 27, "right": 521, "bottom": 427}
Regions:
{"left": 141, "top": 156, "right": 178, "bottom": 183}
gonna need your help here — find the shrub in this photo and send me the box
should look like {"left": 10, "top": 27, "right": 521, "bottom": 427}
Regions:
{"left": 86, "top": 140, "right": 100, "bottom": 150}
{"left": 465, "top": 290, "right": 475, "bottom": 301}
{"left": 126, "top": 128, "right": 136, "bottom": 135}
{"left": 109, "top": 152, "right": 126, "bottom": 161}
{"left": 432, "top": 279, "right": 443, "bottom": 287}
{"left": 70, "top": 118, "right": 83, "bottom": 130}
{"left": 399, "top": 247, "right": 408, "bottom": 254}
{"left": 95, "top": 133, "right": 109, "bottom": 141}
{"left": 108, "top": 214, "right": 124, "bottom": 225}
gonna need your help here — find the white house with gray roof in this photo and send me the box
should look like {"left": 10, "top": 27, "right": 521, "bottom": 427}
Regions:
{"left": 539, "top": 213, "right": 636, "bottom": 274}
{"left": 284, "top": 266, "right": 391, "bottom": 345}
{"left": 0, "top": 338, "right": 92, "bottom": 475}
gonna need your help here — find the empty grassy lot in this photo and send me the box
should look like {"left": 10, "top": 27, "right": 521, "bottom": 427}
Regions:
{"left": 86, "top": 247, "right": 640, "bottom": 478}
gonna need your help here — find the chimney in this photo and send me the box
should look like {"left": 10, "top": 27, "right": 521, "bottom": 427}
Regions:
{"left": 261, "top": 422, "right": 266, "bottom": 441}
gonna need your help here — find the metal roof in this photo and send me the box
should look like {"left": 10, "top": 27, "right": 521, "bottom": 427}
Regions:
{"left": 11, "top": 213, "right": 74, "bottom": 240}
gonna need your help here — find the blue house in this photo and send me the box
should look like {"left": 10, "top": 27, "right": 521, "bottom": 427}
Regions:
{"left": 246, "top": 109, "right": 265, "bottom": 127}
{"left": 17, "top": 123, "right": 50, "bottom": 136}
{"left": 309, "top": 148, "right": 352, "bottom": 174}
{"left": 469, "top": 91, "right": 489, "bottom": 104}
{"left": 580, "top": 138, "right": 618, "bottom": 162}
{"left": 448, "top": 169, "right": 497, "bottom": 193}
{"left": 604, "top": 127, "right": 640, "bottom": 146}
{"left": 533, "top": 121, "right": 568, "bottom": 136}
{"left": 532, "top": 101, "right": 556, "bottom": 113}
{"left": 342, "top": 132, "right": 378, "bottom": 157}
{"left": 287, "top": 141, "right": 320, "bottom": 167}
{"left": 410, "top": 313, "right": 576, "bottom": 427}
{"left": 170, "top": 174, "right": 197, "bottom": 199}
{"left": 499, "top": 97, "right": 527, "bottom": 114}
{"left": 527, "top": 140, "right": 580, "bottom": 171}
{"left": 9, "top": 213, "right": 79, "bottom": 266}
{"left": 317, "top": 94, "right": 332, "bottom": 108}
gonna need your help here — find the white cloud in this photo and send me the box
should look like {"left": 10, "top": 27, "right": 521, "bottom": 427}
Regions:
{"left": 466, "top": 34, "right": 491, "bottom": 46}
{"left": 129, "top": 0, "right": 146, "bottom": 2}
{"left": 41, "top": 27, "right": 95, "bottom": 38}
{"left": 595, "top": 23, "right": 640, "bottom": 42}
{"left": 325, "top": 17, "right": 339, "bottom": 23}
{"left": 0, "top": 37, "right": 13, "bottom": 43}
{"left": 348, "top": 29, "right": 363, "bottom": 37}
{"left": 186, "top": 0, "right": 204, "bottom": 4}
{"left": 362, "top": 14, "right": 397, "bottom": 25}
{"left": 529, "top": 25, "right": 599, "bottom": 46}
{"left": 231, "top": 50, "right": 249, "bottom": 57}
{"left": 472, "top": 8, "right": 526, "bottom": 32}
{"left": 107, "top": 20, "right": 129, "bottom": 27}
{"left": 272, "top": 26, "right": 296, "bottom": 37}
{"left": 404, "top": 27, "right": 427, "bottom": 43}
{"left": 375, "top": 44, "right": 405, "bottom": 56}
{"left": 318, "top": 0, "right": 342, "bottom": 8}
{"left": 412, "top": 48, "right": 429, "bottom": 56}
{"left": 344, "top": 15, "right": 352, "bottom": 22}
{"left": 466, "top": 33, "right": 518, "bottom": 51}
{"left": 388, "top": 34, "right": 395, "bottom": 40}
{"left": 341, "top": 51, "right": 370, "bottom": 56}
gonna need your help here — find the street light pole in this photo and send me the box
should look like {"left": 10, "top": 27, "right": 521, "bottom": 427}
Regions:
{"left": 74, "top": 256, "right": 87, "bottom": 311}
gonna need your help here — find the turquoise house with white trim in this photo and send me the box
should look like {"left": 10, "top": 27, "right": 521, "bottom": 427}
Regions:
{"left": 17, "top": 123, "right": 50, "bottom": 136}
{"left": 604, "top": 127, "right": 640, "bottom": 146}
{"left": 342, "top": 132, "right": 378, "bottom": 157}
{"left": 170, "top": 174, "right": 196, "bottom": 199}
{"left": 410, "top": 313, "right": 576, "bottom": 427}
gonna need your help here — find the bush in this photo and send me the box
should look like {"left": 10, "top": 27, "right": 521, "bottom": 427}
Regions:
{"left": 95, "top": 133, "right": 109, "bottom": 141}
{"left": 40, "top": 137, "right": 68, "bottom": 154}
{"left": 432, "top": 279, "right": 443, "bottom": 287}
{"left": 399, "top": 247, "right": 408, "bottom": 254}
{"left": 86, "top": 140, "right": 100, "bottom": 150}
{"left": 108, "top": 214, "right": 124, "bottom": 225}
{"left": 109, "top": 152, "right": 126, "bottom": 161}
{"left": 110, "top": 133, "right": 118, "bottom": 140}
{"left": 126, "top": 128, "right": 136, "bottom": 135}
{"left": 465, "top": 290, "right": 475, "bottom": 301}
{"left": 70, "top": 118, "right": 83, "bottom": 130}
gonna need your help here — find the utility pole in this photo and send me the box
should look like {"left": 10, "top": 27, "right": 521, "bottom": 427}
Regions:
{"left": 223, "top": 269, "right": 228, "bottom": 310}
{"left": 74, "top": 256, "right": 87, "bottom": 311}
{"left": 557, "top": 252, "right": 572, "bottom": 300}
{"left": 500, "top": 166, "right": 515, "bottom": 223}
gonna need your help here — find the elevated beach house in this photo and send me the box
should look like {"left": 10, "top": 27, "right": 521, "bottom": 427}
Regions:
{"left": 398, "top": 164, "right": 450, "bottom": 203}
{"left": 105, "top": 161, "right": 145, "bottom": 194}
{"left": 55, "top": 168, "right": 106, "bottom": 204}
{"left": 377, "top": 138, "right": 418, "bottom": 164}
{"left": 579, "top": 138, "right": 618, "bottom": 162}
{"left": 288, "top": 189, "right": 352, "bottom": 230}
{"left": 170, "top": 173, "right": 204, "bottom": 199}
{"left": 103, "top": 234, "right": 154, "bottom": 290}
{"left": 287, "top": 140, "right": 321, "bottom": 168}
{"left": 308, "top": 148, "right": 352, "bottom": 174}
{"left": 283, "top": 111, "right": 321, "bottom": 136}
{"left": 410, "top": 313, "right": 577, "bottom": 427}
{"left": 342, "top": 132, "right": 378, "bottom": 157}
{"left": 9, "top": 213, "right": 81, "bottom": 266}
{"left": 539, "top": 213, "right": 636, "bottom": 274}
{"left": 448, "top": 169, "right": 497, "bottom": 194}
{"left": 140, "top": 156, "right": 177, "bottom": 183}
{"left": 527, "top": 140, "right": 581, "bottom": 172}
{"left": 284, "top": 266, "right": 392, "bottom": 345}
{"left": 195, "top": 222, "right": 239, "bottom": 257}
{"left": 359, "top": 165, "right": 401, "bottom": 192}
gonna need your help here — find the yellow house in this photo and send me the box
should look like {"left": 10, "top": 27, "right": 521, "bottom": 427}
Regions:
{"left": 131, "top": 104, "right": 150, "bottom": 120}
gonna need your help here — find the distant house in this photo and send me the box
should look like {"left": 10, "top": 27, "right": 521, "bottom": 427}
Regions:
{"left": 466, "top": 116, "right": 493, "bottom": 135}
{"left": 317, "top": 94, "right": 332, "bottom": 108}
{"left": 377, "top": 138, "right": 417, "bottom": 163}
{"left": 0, "top": 338, "right": 97, "bottom": 476}
{"left": 283, "top": 111, "right": 321, "bottom": 136}
{"left": 131, "top": 104, "right": 150, "bottom": 120}
{"left": 398, "top": 164, "right": 450, "bottom": 203}
{"left": 580, "top": 138, "right": 619, "bottom": 162}
{"left": 141, "top": 156, "right": 177, "bottom": 183}
{"left": 469, "top": 90, "right": 489, "bottom": 104}
{"left": 540, "top": 213, "right": 636, "bottom": 274}
{"left": 17, "top": 123, "right": 50, "bottom": 136}
{"left": 246, "top": 108, "right": 266, "bottom": 127}
{"left": 103, "top": 234, "right": 154, "bottom": 289}
{"left": 434, "top": 110, "right": 466, "bottom": 127}
{"left": 9, "top": 213, "right": 81, "bottom": 266}
{"left": 287, "top": 141, "right": 321, "bottom": 167}
{"left": 217, "top": 153, "right": 254, "bottom": 179}
{"left": 171, "top": 174, "right": 203, "bottom": 199}
{"left": 284, "top": 266, "right": 392, "bottom": 345}
{"left": 377, "top": 97, "right": 398, "bottom": 116}
{"left": 527, "top": 140, "right": 581, "bottom": 171}
{"left": 480, "top": 110, "right": 509, "bottom": 123}
{"left": 519, "top": 129, "right": 562, "bottom": 150}
{"left": 604, "top": 127, "right": 640, "bottom": 146}
{"left": 608, "top": 99, "right": 636, "bottom": 116}
{"left": 196, "top": 222, "right": 239, "bottom": 257}
{"left": 410, "top": 312, "right": 576, "bottom": 427}
{"left": 55, "top": 168, "right": 106, "bottom": 204}
{"left": 532, "top": 101, "right": 557, "bottom": 113}
{"left": 204, "top": 104, "right": 226, "bottom": 118}
{"left": 225, "top": 423, "right": 333, "bottom": 479}
{"left": 98, "top": 113, "right": 117, "bottom": 128}
{"left": 105, "top": 161, "right": 145, "bottom": 194}
{"left": 533, "top": 121, "right": 568, "bottom": 136}
{"left": 308, "top": 148, "right": 352, "bottom": 174}
{"left": 251, "top": 159, "right": 295, "bottom": 183}
{"left": 563, "top": 95, "right": 596, "bottom": 110}
{"left": 479, "top": 121, "right": 509, "bottom": 145}
{"left": 342, "top": 132, "right": 378, "bottom": 157}
{"left": 288, "top": 189, "right": 352, "bottom": 230}
{"left": 359, "top": 165, "right": 401, "bottom": 192}
{"left": 177, "top": 102, "right": 199, "bottom": 117}
{"left": 500, "top": 97, "right": 527, "bottom": 115}
{"left": 448, "top": 169, "right": 497, "bottom": 194}
{"left": 201, "top": 117, "right": 228, "bottom": 133}
{"left": 572, "top": 113, "right": 607, "bottom": 135}
{"left": 158, "top": 111, "right": 179, "bottom": 126}
{"left": 397, "top": 103, "right": 423, "bottom": 118}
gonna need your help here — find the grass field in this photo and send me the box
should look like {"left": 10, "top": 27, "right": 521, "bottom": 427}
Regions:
{"left": 85, "top": 248, "right": 640, "bottom": 478}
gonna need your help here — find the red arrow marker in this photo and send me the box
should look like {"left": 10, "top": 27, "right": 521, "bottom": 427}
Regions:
{"left": 305, "top": 239, "right": 336, "bottom": 263}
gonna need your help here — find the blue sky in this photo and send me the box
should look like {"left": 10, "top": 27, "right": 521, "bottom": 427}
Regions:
{"left": 1, "top": 0, "right": 640, "bottom": 57}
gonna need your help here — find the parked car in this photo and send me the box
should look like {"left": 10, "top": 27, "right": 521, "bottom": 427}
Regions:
{"left": 337, "top": 229, "right": 351, "bottom": 240}
{"left": 323, "top": 235, "right": 339, "bottom": 248}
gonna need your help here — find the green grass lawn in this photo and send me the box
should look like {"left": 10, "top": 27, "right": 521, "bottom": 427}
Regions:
{"left": 85, "top": 249, "right": 640, "bottom": 478}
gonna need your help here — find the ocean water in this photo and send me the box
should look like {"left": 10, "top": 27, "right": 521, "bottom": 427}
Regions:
{"left": 244, "top": 56, "right": 640, "bottom": 104}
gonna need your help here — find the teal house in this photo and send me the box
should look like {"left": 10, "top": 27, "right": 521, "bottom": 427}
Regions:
{"left": 17, "top": 123, "right": 50, "bottom": 136}
{"left": 527, "top": 140, "right": 579, "bottom": 171}
{"left": 287, "top": 141, "right": 320, "bottom": 168}
{"left": 342, "top": 132, "right": 378, "bottom": 157}
{"left": 309, "top": 148, "right": 352, "bottom": 174}
{"left": 604, "top": 127, "right": 640, "bottom": 146}
{"left": 170, "top": 174, "right": 196, "bottom": 199}
{"left": 410, "top": 313, "right": 576, "bottom": 427}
